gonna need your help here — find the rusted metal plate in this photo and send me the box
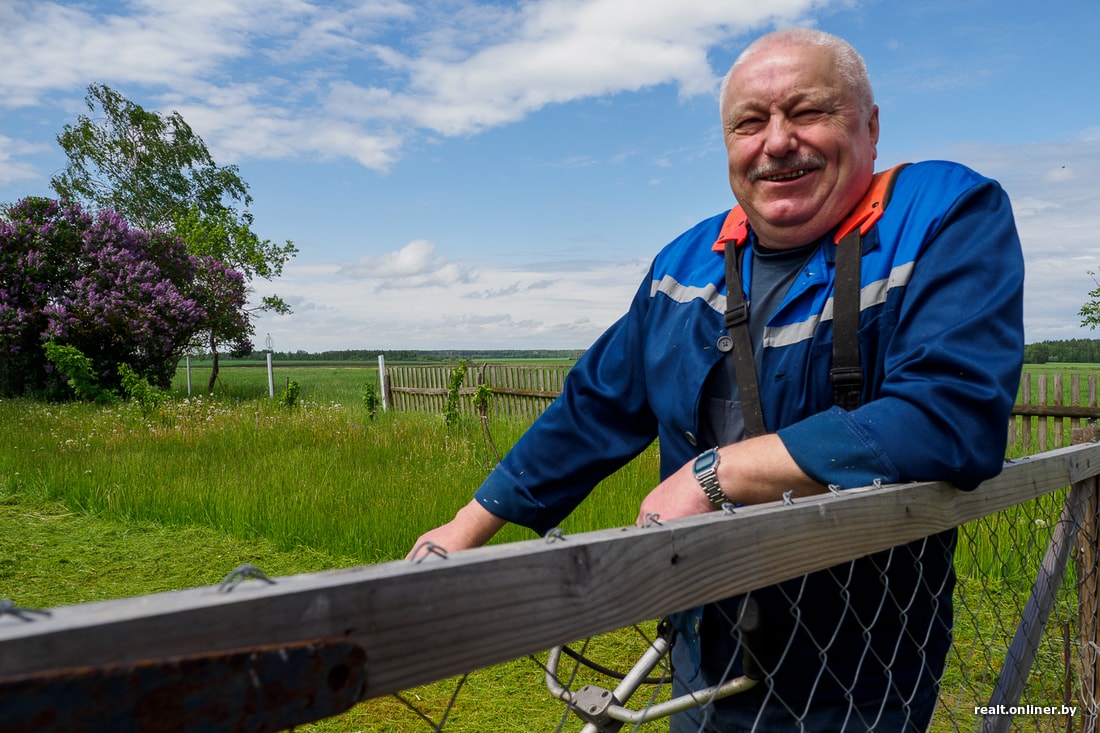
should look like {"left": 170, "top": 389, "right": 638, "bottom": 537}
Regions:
{"left": 0, "top": 638, "right": 367, "bottom": 733}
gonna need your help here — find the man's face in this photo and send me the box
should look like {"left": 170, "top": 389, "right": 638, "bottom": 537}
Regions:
{"left": 722, "top": 42, "right": 879, "bottom": 249}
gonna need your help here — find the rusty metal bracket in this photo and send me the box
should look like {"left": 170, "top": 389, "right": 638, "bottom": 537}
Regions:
{"left": 0, "top": 638, "right": 367, "bottom": 733}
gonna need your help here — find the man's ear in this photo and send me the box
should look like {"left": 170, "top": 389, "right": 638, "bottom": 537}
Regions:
{"left": 868, "top": 104, "right": 880, "bottom": 160}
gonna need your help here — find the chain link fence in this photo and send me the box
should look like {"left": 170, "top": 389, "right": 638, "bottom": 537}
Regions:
{"left": 388, "top": 470, "right": 1100, "bottom": 732}
{"left": 4, "top": 446, "right": 1100, "bottom": 733}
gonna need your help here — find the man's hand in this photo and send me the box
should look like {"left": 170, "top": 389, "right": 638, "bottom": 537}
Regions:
{"left": 636, "top": 434, "right": 825, "bottom": 525}
{"left": 406, "top": 500, "right": 506, "bottom": 560}
{"left": 636, "top": 457, "right": 715, "bottom": 524}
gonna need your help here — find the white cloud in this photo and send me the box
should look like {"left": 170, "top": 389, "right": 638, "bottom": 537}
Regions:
{"left": 0, "top": 1, "right": 254, "bottom": 105}
{"left": 370, "top": 0, "right": 822, "bottom": 136}
{"left": 0, "top": 135, "right": 46, "bottom": 185}
{"left": 337, "top": 239, "right": 474, "bottom": 290}
{"left": 946, "top": 133, "right": 1100, "bottom": 343}
{"left": 252, "top": 250, "right": 648, "bottom": 351}
{"left": 0, "top": 0, "right": 829, "bottom": 173}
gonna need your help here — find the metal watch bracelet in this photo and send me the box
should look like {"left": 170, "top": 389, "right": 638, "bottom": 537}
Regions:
{"left": 692, "top": 447, "right": 728, "bottom": 508}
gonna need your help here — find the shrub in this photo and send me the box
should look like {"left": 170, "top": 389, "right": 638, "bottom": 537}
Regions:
{"left": 277, "top": 380, "right": 300, "bottom": 409}
{"left": 443, "top": 361, "right": 467, "bottom": 427}
{"left": 363, "top": 382, "right": 380, "bottom": 420}
{"left": 41, "top": 341, "right": 116, "bottom": 404}
{"left": 118, "top": 363, "right": 165, "bottom": 415}
{"left": 0, "top": 197, "right": 226, "bottom": 397}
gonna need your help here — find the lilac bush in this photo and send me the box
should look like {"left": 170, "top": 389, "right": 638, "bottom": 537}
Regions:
{"left": 0, "top": 197, "right": 251, "bottom": 398}
{"left": 193, "top": 254, "right": 253, "bottom": 360}
{"left": 0, "top": 197, "right": 85, "bottom": 396}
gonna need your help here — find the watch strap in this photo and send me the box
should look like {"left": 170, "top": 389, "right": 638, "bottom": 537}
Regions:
{"left": 693, "top": 448, "right": 728, "bottom": 508}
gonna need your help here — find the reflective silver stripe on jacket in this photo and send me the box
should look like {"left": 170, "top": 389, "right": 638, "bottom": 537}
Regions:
{"left": 652, "top": 260, "right": 916, "bottom": 348}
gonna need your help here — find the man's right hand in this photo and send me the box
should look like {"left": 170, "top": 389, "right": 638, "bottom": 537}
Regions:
{"left": 406, "top": 499, "right": 507, "bottom": 560}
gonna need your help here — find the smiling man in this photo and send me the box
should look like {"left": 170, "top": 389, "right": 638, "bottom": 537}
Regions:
{"left": 723, "top": 33, "right": 879, "bottom": 249}
{"left": 412, "top": 28, "right": 1024, "bottom": 731}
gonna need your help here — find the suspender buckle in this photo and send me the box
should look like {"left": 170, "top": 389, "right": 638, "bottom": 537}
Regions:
{"left": 724, "top": 302, "right": 749, "bottom": 329}
{"left": 830, "top": 366, "right": 864, "bottom": 412}
{"left": 830, "top": 366, "right": 864, "bottom": 388}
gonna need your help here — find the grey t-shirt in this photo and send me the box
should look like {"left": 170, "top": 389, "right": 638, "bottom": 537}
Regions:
{"left": 699, "top": 239, "right": 820, "bottom": 447}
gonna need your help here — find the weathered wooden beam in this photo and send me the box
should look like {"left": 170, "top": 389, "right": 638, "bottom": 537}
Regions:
{"left": 1013, "top": 405, "right": 1100, "bottom": 419}
{"left": 2, "top": 443, "right": 1099, "bottom": 704}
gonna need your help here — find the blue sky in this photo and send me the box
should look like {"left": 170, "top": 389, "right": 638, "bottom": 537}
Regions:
{"left": 1, "top": 0, "right": 1098, "bottom": 352}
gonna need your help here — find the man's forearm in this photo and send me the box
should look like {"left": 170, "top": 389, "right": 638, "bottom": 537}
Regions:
{"left": 717, "top": 433, "right": 825, "bottom": 505}
{"left": 636, "top": 433, "right": 825, "bottom": 524}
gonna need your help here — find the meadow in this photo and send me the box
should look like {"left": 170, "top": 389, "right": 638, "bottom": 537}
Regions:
{"left": 1, "top": 362, "right": 661, "bottom": 732}
{"left": 0, "top": 361, "right": 1090, "bottom": 731}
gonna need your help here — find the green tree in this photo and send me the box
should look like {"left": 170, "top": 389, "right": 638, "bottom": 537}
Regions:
{"left": 51, "top": 83, "right": 247, "bottom": 231}
{"left": 51, "top": 83, "right": 297, "bottom": 390}
{"left": 175, "top": 206, "right": 292, "bottom": 390}
{"left": 1081, "top": 271, "right": 1100, "bottom": 336}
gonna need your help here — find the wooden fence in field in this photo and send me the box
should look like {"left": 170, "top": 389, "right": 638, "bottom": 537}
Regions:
{"left": 385, "top": 363, "right": 1100, "bottom": 455}
{"left": 1011, "top": 371, "right": 1100, "bottom": 454}
{"left": 383, "top": 362, "right": 571, "bottom": 421}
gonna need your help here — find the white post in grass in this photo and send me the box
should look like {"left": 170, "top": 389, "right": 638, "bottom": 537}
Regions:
{"left": 266, "top": 333, "right": 275, "bottom": 399}
{"left": 378, "top": 354, "right": 388, "bottom": 411}
{"left": 185, "top": 355, "right": 192, "bottom": 396}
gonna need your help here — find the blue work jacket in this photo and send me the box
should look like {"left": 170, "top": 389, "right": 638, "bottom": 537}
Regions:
{"left": 475, "top": 160, "right": 1025, "bottom": 535}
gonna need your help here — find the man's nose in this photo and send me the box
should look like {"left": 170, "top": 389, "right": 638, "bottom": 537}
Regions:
{"left": 762, "top": 115, "right": 798, "bottom": 157}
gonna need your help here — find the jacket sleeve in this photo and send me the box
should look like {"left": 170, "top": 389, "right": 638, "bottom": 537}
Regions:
{"left": 778, "top": 176, "right": 1025, "bottom": 490}
{"left": 473, "top": 269, "right": 660, "bottom": 535}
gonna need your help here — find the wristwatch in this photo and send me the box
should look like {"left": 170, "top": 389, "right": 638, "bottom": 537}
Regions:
{"left": 693, "top": 447, "right": 728, "bottom": 508}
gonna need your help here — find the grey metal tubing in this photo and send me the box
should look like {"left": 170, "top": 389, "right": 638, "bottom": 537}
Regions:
{"left": 545, "top": 643, "right": 758, "bottom": 731}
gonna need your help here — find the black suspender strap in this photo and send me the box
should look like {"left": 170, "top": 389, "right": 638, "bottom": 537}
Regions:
{"left": 723, "top": 244, "right": 768, "bottom": 438}
{"left": 723, "top": 225, "right": 863, "bottom": 433}
{"left": 830, "top": 228, "right": 864, "bottom": 411}
{"left": 715, "top": 165, "right": 907, "bottom": 425}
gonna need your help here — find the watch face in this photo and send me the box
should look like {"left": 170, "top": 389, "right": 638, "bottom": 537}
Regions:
{"left": 694, "top": 449, "right": 717, "bottom": 473}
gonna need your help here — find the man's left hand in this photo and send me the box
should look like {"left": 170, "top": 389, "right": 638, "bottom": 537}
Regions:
{"left": 636, "top": 458, "right": 716, "bottom": 525}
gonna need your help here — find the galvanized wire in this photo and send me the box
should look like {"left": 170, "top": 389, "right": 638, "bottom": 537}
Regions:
{"left": 381, "top": 482, "right": 1097, "bottom": 732}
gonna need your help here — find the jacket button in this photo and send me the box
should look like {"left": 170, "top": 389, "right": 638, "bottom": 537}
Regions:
{"left": 717, "top": 335, "right": 733, "bottom": 352}
{"left": 685, "top": 431, "right": 698, "bottom": 446}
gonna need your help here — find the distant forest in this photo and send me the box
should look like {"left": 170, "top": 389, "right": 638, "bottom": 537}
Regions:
{"left": 216, "top": 349, "right": 584, "bottom": 364}
{"left": 1024, "top": 339, "right": 1100, "bottom": 364}
{"left": 206, "top": 340, "right": 1100, "bottom": 366}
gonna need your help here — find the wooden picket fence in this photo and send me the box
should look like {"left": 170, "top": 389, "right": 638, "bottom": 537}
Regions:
{"left": 385, "top": 364, "right": 1100, "bottom": 455}
{"left": 383, "top": 362, "right": 571, "bottom": 422}
{"left": 1011, "top": 371, "right": 1100, "bottom": 454}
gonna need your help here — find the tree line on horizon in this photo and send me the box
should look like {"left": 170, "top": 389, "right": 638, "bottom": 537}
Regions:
{"left": 200, "top": 340, "right": 1100, "bottom": 366}
{"left": 1024, "top": 339, "right": 1100, "bottom": 364}
{"left": 209, "top": 348, "right": 585, "bottom": 364}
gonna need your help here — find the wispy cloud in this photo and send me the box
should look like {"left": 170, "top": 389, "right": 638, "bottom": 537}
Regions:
{"left": 0, "top": 135, "right": 45, "bottom": 185}
{"left": 943, "top": 133, "right": 1100, "bottom": 342}
{"left": 337, "top": 239, "right": 474, "bottom": 290}
{"left": 0, "top": 0, "right": 826, "bottom": 172}
{"left": 254, "top": 247, "right": 647, "bottom": 350}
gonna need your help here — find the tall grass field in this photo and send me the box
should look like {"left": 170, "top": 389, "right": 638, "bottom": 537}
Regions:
{"left": 0, "top": 362, "right": 1090, "bottom": 731}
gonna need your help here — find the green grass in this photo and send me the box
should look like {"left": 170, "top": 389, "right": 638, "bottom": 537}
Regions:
{"left": 0, "top": 363, "right": 1088, "bottom": 732}
{"left": 0, "top": 491, "right": 356, "bottom": 609}
{"left": 0, "top": 393, "right": 655, "bottom": 564}
{"left": 175, "top": 362, "right": 383, "bottom": 406}
{"left": 0, "top": 368, "right": 660, "bottom": 732}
